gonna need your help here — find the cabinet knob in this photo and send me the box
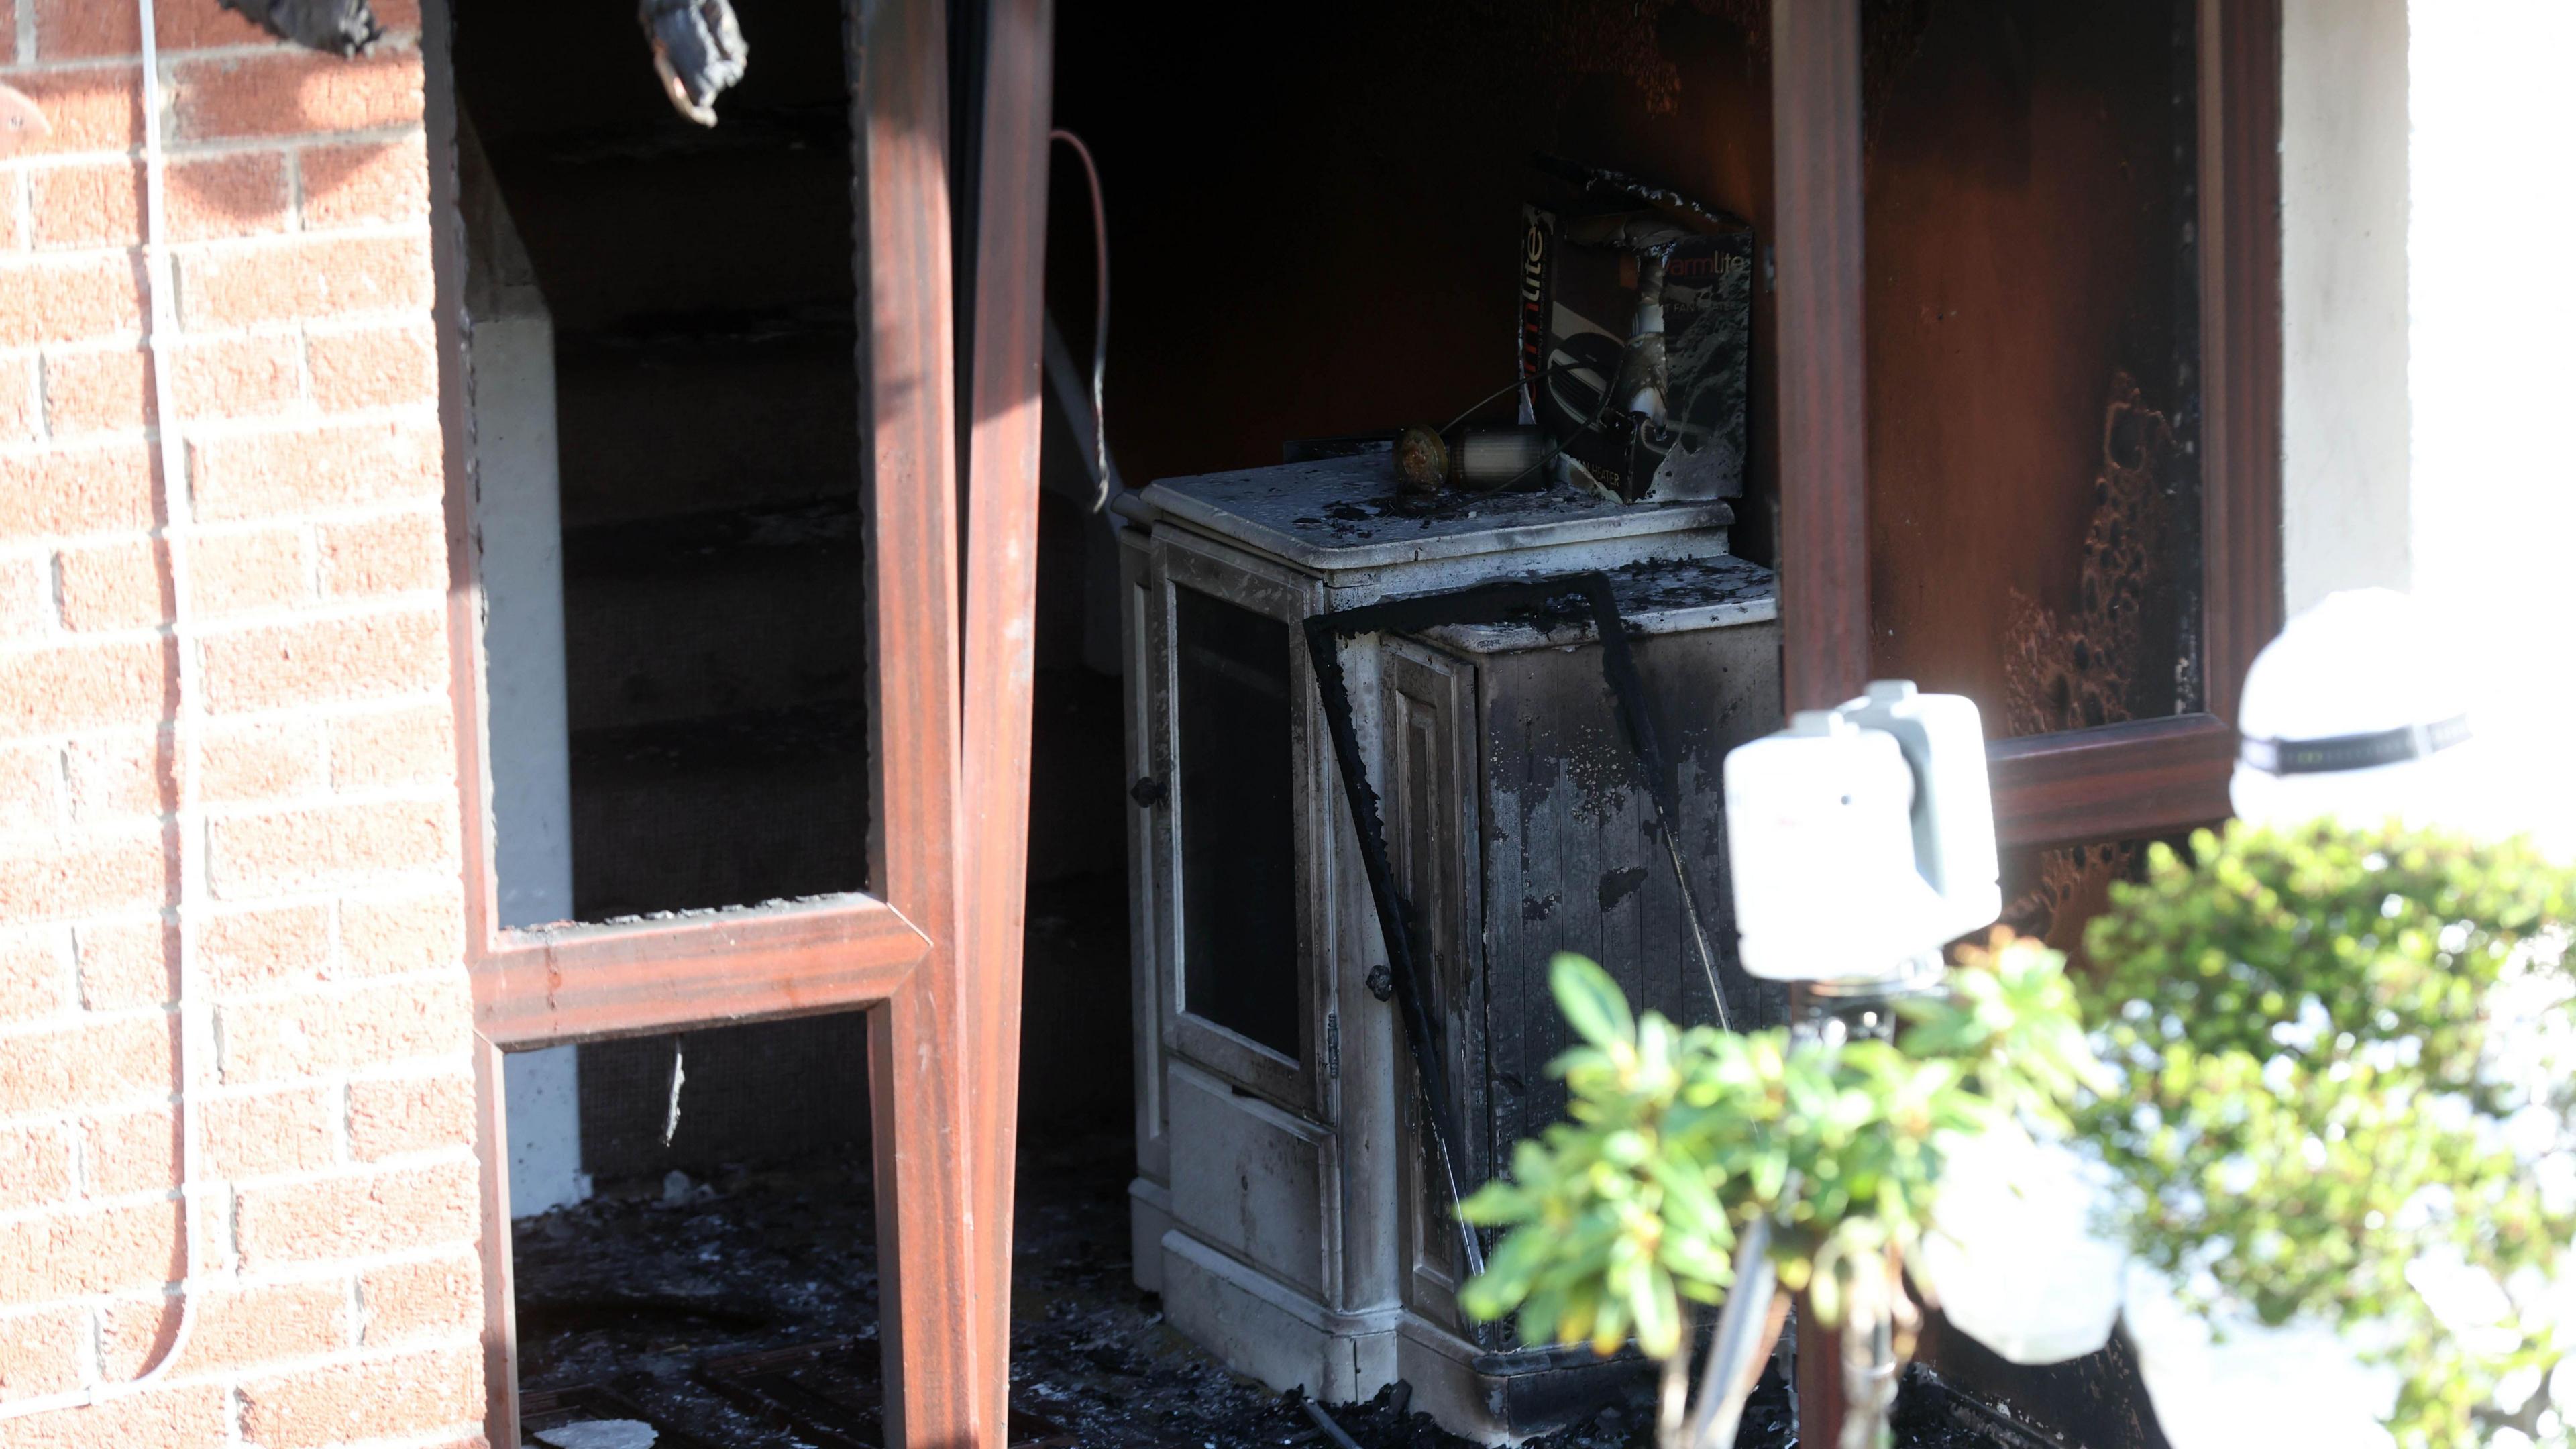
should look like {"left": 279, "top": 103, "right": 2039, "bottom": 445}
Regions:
{"left": 1129, "top": 774, "right": 1167, "bottom": 808}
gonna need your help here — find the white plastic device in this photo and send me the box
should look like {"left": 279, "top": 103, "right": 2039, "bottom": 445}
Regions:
{"left": 1723, "top": 681, "right": 2002, "bottom": 985}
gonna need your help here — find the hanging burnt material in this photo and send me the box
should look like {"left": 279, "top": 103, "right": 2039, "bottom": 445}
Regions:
{"left": 639, "top": 0, "right": 750, "bottom": 127}
{"left": 215, "top": 0, "right": 382, "bottom": 54}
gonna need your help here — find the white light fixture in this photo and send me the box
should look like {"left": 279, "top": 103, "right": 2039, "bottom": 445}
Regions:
{"left": 2230, "top": 588, "right": 2491, "bottom": 833}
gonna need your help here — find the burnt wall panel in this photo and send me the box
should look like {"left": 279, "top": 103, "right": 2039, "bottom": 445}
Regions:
{"left": 1861, "top": 0, "right": 2200, "bottom": 733}
{"left": 1468, "top": 616, "right": 1782, "bottom": 1195}
{"left": 1050, "top": 3, "right": 1780, "bottom": 562}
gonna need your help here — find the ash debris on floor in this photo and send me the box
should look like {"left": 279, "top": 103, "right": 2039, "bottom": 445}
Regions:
{"left": 514, "top": 1132, "right": 2002, "bottom": 1449}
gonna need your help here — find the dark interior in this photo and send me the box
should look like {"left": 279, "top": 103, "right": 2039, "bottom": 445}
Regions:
{"left": 457, "top": 0, "right": 871, "bottom": 924}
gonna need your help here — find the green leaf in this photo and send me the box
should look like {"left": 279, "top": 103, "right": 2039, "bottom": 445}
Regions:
{"left": 1551, "top": 954, "right": 1635, "bottom": 1051}
{"left": 1631, "top": 1263, "right": 1682, "bottom": 1359}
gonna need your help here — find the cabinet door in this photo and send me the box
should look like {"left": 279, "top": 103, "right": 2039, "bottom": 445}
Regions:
{"left": 1150, "top": 529, "right": 1334, "bottom": 1116}
{"left": 1379, "top": 638, "right": 1485, "bottom": 1329}
{"left": 1120, "top": 527, "right": 1171, "bottom": 1187}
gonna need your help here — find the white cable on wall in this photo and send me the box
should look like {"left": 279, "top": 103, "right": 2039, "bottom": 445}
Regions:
{"left": 0, "top": 0, "right": 207, "bottom": 1419}
{"left": 127, "top": 0, "right": 206, "bottom": 1391}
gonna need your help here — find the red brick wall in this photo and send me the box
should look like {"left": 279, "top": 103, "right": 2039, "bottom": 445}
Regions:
{"left": 1, "top": 2, "right": 485, "bottom": 1444}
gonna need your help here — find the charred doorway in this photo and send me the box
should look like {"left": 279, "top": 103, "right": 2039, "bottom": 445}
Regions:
{"left": 447, "top": 0, "right": 887, "bottom": 1426}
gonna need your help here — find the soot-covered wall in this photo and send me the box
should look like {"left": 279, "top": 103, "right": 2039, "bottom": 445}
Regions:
{"left": 1049, "top": 1, "right": 1782, "bottom": 564}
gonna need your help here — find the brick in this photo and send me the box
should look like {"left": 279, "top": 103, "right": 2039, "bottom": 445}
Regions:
{"left": 339, "top": 891, "right": 460, "bottom": 977}
{"left": 29, "top": 0, "right": 128, "bottom": 58}
{"left": 191, "top": 417, "right": 442, "bottom": 521}
{"left": 205, "top": 1084, "right": 340, "bottom": 1177}
{"left": 199, "top": 714, "right": 327, "bottom": 803}
{"left": 233, "top": 1159, "right": 476, "bottom": 1267}
{"left": 28, "top": 153, "right": 290, "bottom": 252}
{"left": 199, "top": 606, "right": 443, "bottom": 714}
{"left": 0, "top": 744, "right": 57, "bottom": 834}
{"left": 99, "top": 1276, "right": 345, "bottom": 1380}
{"left": 175, "top": 48, "right": 424, "bottom": 142}
{"left": 62, "top": 729, "right": 166, "bottom": 824}
{"left": 0, "top": 1306, "right": 85, "bottom": 1404}
{"left": 349, "top": 1071, "right": 470, "bottom": 1161}
{"left": 200, "top": 901, "right": 330, "bottom": 991}
{"left": 209, "top": 795, "right": 452, "bottom": 898}
{"left": 176, "top": 150, "right": 299, "bottom": 242}
{"left": 0, "top": 637, "right": 171, "bottom": 737}
{"left": 217, "top": 971, "right": 467, "bottom": 1083}
{"left": 301, "top": 134, "right": 430, "bottom": 230}
{"left": 329, "top": 702, "right": 451, "bottom": 789}
{"left": 0, "top": 0, "right": 14, "bottom": 65}
{"left": 191, "top": 524, "right": 313, "bottom": 616}
{"left": 0, "top": 833, "right": 170, "bottom": 923}
{"left": 0, "top": 1383, "right": 225, "bottom": 1448}
{"left": 68, "top": 718, "right": 331, "bottom": 818}
{"left": 27, "top": 165, "right": 136, "bottom": 253}
{"left": 38, "top": 345, "right": 146, "bottom": 437}
{"left": 0, "top": 928, "right": 69, "bottom": 1024}
{"left": 178, "top": 233, "right": 431, "bottom": 331}
{"left": 0, "top": 1125, "right": 72, "bottom": 1211}
{"left": 0, "top": 254, "right": 146, "bottom": 350}
{"left": 0, "top": 1011, "right": 174, "bottom": 1116}
{"left": 74, "top": 916, "right": 176, "bottom": 1009}
{"left": 54, "top": 537, "right": 168, "bottom": 629}
{"left": 0, "top": 560, "right": 46, "bottom": 645}
{"left": 0, "top": 357, "right": 36, "bottom": 443}
{"left": 0, "top": 560, "right": 48, "bottom": 645}
{"left": 239, "top": 1341, "right": 479, "bottom": 1449}
{"left": 0, "top": 1199, "right": 181, "bottom": 1305}
{"left": 0, "top": 444, "right": 156, "bottom": 542}
{"left": 319, "top": 509, "right": 442, "bottom": 597}
{"left": 35, "top": 0, "right": 282, "bottom": 58}
{"left": 307, "top": 319, "right": 435, "bottom": 411}
{"left": 40, "top": 333, "right": 300, "bottom": 437}
{"left": 78, "top": 1106, "right": 176, "bottom": 1197}
{"left": 358, "top": 1250, "right": 476, "bottom": 1345}
{"left": 173, "top": 330, "right": 303, "bottom": 417}
{"left": 0, "top": 66, "right": 142, "bottom": 159}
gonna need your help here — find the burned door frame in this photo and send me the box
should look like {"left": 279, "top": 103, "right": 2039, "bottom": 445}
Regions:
{"left": 425, "top": 1, "right": 1055, "bottom": 1446}
{"left": 1771, "top": 0, "right": 2284, "bottom": 846}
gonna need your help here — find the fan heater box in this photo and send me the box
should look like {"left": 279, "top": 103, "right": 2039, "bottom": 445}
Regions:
{"left": 1115, "top": 453, "right": 1784, "bottom": 1442}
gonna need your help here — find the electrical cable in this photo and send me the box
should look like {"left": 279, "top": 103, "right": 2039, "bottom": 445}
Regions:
{"left": 0, "top": 1, "right": 205, "bottom": 1415}
{"left": 1433, "top": 360, "right": 1582, "bottom": 439}
{"left": 1049, "top": 129, "right": 1112, "bottom": 510}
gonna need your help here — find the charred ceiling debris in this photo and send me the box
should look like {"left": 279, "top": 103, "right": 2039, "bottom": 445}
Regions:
{"left": 223, "top": 0, "right": 750, "bottom": 127}
{"left": 639, "top": 0, "right": 751, "bottom": 126}
{"left": 215, "top": 0, "right": 384, "bottom": 53}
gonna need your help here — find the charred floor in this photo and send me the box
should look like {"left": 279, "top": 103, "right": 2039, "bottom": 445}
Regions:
{"left": 511, "top": 1118, "right": 2013, "bottom": 1449}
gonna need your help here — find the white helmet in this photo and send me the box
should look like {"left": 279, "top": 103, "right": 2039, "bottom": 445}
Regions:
{"left": 2230, "top": 588, "right": 2489, "bottom": 832}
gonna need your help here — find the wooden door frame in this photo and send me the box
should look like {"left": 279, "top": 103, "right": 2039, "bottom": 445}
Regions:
{"left": 1770, "top": 2, "right": 2282, "bottom": 1443}
{"left": 1772, "top": 0, "right": 2285, "bottom": 852}
{"left": 425, "top": 0, "right": 1053, "bottom": 1442}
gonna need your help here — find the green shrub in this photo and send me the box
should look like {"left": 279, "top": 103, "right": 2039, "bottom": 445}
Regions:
{"left": 1458, "top": 938, "right": 2100, "bottom": 1357}
{"left": 2080, "top": 820, "right": 2576, "bottom": 1448}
